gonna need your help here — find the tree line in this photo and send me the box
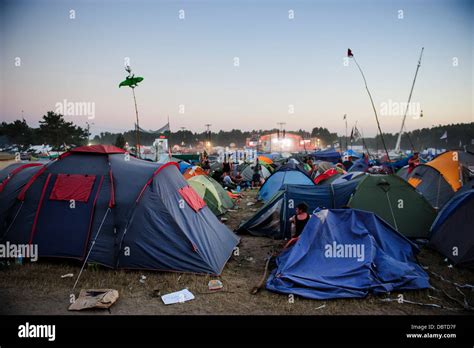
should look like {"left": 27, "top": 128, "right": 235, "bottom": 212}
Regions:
{"left": 1, "top": 111, "right": 472, "bottom": 151}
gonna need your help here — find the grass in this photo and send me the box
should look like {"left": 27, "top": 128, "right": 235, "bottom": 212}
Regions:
{"left": 0, "top": 190, "right": 473, "bottom": 315}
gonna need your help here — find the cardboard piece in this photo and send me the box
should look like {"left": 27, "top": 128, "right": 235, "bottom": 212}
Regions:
{"left": 68, "top": 289, "right": 119, "bottom": 311}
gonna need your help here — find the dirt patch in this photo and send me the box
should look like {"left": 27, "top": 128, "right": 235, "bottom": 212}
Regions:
{"left": 0, "top": 189, "right": 473, "bottom": 315}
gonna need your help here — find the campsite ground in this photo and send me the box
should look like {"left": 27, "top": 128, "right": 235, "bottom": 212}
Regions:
{"left": 0, "top": 189, "right": 473, "bottom": 315}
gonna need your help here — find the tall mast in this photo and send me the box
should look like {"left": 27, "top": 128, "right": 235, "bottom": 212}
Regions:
{"left": 395, "top": 47, "right": 424, "bottom": 153}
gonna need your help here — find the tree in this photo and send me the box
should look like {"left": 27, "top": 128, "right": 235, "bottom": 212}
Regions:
{"left": 0, "top": 119, "right": 33, "bottom": 149}
{"left": 114, "top": 133, "right": 126, "bottom": 149}
{"left": 37, "top": 111, "right": 88, "bottom": 149}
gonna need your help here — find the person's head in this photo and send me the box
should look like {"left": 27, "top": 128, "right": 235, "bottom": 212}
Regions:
{"left": 237, "top": 171, "right": 241, "bottom": 176}
{"left": 296, "top": 202, "right": 308, "bottom": 214}
{"left": 413, "top": 152, "right": 419, "bottom": 158}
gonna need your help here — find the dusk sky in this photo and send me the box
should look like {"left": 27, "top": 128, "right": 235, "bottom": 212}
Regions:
{"left": 0, "top": 0, "right": 472, "bottom": 136}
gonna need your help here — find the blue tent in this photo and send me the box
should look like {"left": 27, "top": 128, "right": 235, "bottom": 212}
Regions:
{"left": 348, "top": 158, "right": 368, "bottom": 172}
{"left": 179, "top": 162, "right": 192, "bottom": 174}
{"left": 258, "top": 163, "right": 314, "bottom": 202}
{"left": 266, "top": 209, "right": 430, "bottom": 299}
{"left": 239, "top": 181, "right": 359, "bottom": 239}
{"left": 343, "top": 149, "right": 362, "bottom": 159}
{"left": 311, "top": 148, "right": 341, "bottom": 163}
{"left": 0, "top": 145, "right": 239, "bottom": 275}
{"left": 430, "top": 189, "right": 474, "bottom": 268}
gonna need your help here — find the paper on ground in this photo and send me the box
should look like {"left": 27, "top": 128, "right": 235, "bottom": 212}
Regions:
{"left": 161, "top": 289, "right": 195, "bottom": 305}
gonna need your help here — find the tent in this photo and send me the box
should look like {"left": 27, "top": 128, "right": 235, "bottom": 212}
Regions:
{"left": 311, "top": 148, "right": 341, "bottom": 163}
{"left": 430, "top": 189, "right": 474, "bottom": 268}
{"left": 407, "top": 151, "right": 474, "bottom": 209}
{"left": 238, "top": 181, "right": 359, "bottom": 239}
{"left": 342, "top": 149, "right": 362, "bottom": 159}
{"left": 348, "top": 158, "right": 368, "bottom": 172}
{"left": 0, "top": 145, "right": 239, "bottom": 275}
{"left": 258, "top": 163, "right": 314, "bottom": 202}
{"left": 266, "top": 209, "right": 430, "bottom": 299}
{"left": 187, "top": 175, "right": 234, "bottom": 216}
{"left": 240, "top": 163, "right": 271, "bottom": 182}
{"left": 396, "top": 165, "right": 410, "bottom": 181}
{"left": 331, "top": 171, "right": 366, "bottom": 185}
{"left": 314, "top": 168, "right": 342, "bottom": 185}
{"left": 183, "top": 165, "right": 206, "bottom": 179}
{"left": 258, "top": 155, "right": 273, "bottom": 165}
{"left": 348, "top": 175, "right": 436, "bottom": 238}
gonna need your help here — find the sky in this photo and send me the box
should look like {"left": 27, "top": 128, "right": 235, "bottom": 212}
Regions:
{"left": 0, "top": 0, "right": 473, "bottom": 137}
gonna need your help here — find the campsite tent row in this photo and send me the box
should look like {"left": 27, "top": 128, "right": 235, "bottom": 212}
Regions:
{"left": 241, "top": 174, "right": 436, "bottom": 239}
{"left": 0, "top": 145, "right": 239, "bottom": 275}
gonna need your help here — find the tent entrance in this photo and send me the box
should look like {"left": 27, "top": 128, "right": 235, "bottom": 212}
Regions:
{"left": 30, "top": 174, "right": 104, "bottom": 259}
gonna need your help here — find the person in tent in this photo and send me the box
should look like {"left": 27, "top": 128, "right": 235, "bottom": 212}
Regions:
{"left": 233, "top": 170, "right": 246, "bottom": 189}
{"left": 343, "top": 156, "right": 353, "bottom": 171}
{"left": 201, "top": 156, "right": 211, "bottom": 174}
{"left": 408, "top": 152, "right": 420, "bottom": 174}
{"left": 251, "top": 161, "right": 262, "bottom": 189}
{"left": 289, "top": 203, "right": 310, "bottom": 237}
{"left": 222, "top": 157, "right": 231, "bottom": 174}
{"left": 222, "top": 171, "right": 236, "bottom": 190}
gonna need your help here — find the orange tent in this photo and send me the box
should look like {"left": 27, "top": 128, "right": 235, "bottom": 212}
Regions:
{"left": 183, "top": 166, "right": 206, "bottom": 179}
{"left": 258, "top": 156, "right": 273, "bottom": 164}
{"left": 408, "top": 151, "right": 461, "bottom": 192}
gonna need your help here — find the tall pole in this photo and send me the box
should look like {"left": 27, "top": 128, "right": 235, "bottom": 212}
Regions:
{"left": 350, "top": 52, "right": 390, "bottom": 162}
{"left": 132, "top": 87, "right": 141, "bottom": 159}
{"left": 344, "top": 114, "right": 348, "bottom": 151}
{"left": 395, "top": 47, "right": 424, "bottom": 153}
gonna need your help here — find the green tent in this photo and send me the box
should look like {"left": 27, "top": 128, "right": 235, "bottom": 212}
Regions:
{"left": 188, "top": 175, "right": 234, "bottom": 216}
{"left": 348, "top": 174, "right": 436, "bottom": 238}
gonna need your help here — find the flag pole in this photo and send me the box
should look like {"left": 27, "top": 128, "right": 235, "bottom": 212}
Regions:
{"left": 349, "top": 50, "right": 391, "bottom": 163}
{"left": 132, "top": 87, "right": 141, "bottom": 159}
{"left": 344, "top": 114, "right": 348, "bottom": 151}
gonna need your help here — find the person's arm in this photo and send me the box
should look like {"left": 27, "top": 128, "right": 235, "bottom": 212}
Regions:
{"left": 289, "top": 215, "right": 295, "bottom": 223}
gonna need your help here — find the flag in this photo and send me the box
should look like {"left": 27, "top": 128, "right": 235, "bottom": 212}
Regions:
{"left": 350, "top": 127, "right": 354, "bottom": 141}
{"left": 353, "top": 126, "right": 361, "bottom": 142}
{"left": 155, "top": 122, "right": 170, "bottom": 134}
{"left": 343, "top": 114, "right": 347, "bottom": 120}
{"left": 440, "top": 131, "right": 447, "bottom": 140}
{"left": 135, "top": 122, "right": 170, "bottom": 134}
{"left": 347, "top": 49, "right": 353, "bottom": 57}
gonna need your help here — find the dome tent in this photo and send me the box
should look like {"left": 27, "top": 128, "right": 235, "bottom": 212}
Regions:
{"left": 0, "top": 145, "right": 239, "bottom": 275}
{"left": 348, "top": 174, "right": 436, "bottom": 238}
{"left": 407, "top": 151, "right": 474, "bottom": 209}
{"left": 238, "top": 181, "right": 359, "bottom": 239}
{"left": 430, "top": 189, "right": 474, "bottom": 268}
{"left": 258, "top": 163, "right": 314, "bottom": 202}
{"left": 266, "top": 209, "right": 430, "bottom": 300}
{"left": 187, "top": 175, "right": 234, "bottom": 216}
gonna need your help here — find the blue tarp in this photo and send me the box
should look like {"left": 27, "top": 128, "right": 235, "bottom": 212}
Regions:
{"left": 266, "top": 209, "right": 430, "bottom": 299}
{"left": 312, "top": 148, "right": 341, "bottom": 163}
